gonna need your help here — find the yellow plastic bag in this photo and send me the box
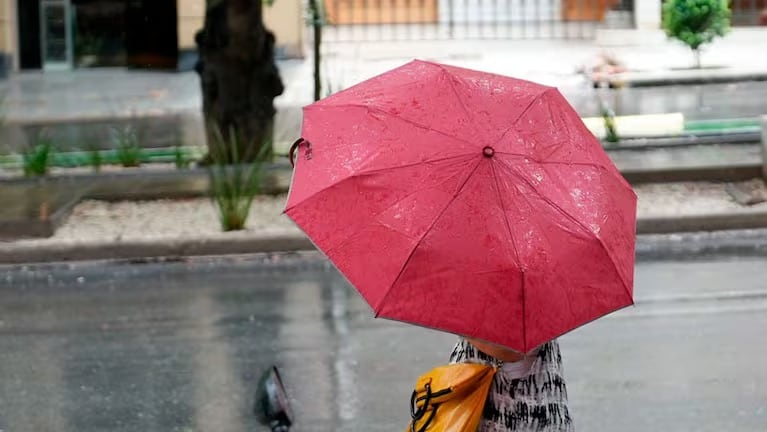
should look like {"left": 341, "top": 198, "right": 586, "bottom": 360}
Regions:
{"left": 406, "top": 363, "right": 496, "bottom": 432}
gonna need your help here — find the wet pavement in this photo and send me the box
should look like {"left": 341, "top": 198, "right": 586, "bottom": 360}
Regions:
{"left": 569, "top": 80, "right": 767, "bottom": 121}
{"left": 1, "top": 65, "right": 766, "bottom": 154}
{"left": 1, "top": 252, "right": 766, "bottom": 431}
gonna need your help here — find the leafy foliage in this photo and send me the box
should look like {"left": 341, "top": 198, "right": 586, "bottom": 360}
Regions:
{"left": 88, "top": 148, "right": 103, "bottom": 172}
{"left": 207, "top": 126, "right": 268, "bottom": 231}
{"left": 22, "top": 134, "right": 54, "bottom": 177}
{"left": 662, "top": 0, "right": 730, "bottom": 55}
{"left": 111, "top": 126, "right": 143, "bottom": 167}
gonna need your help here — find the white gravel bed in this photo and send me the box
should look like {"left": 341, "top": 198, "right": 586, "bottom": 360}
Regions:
{"left": 11, "top": 194, "right": 299, "bottom": 247}
{"left": 634, "top": 180, "right": 767, "bottom": 216}
{"left": 6, "top": 181, "right": 767, "bottom": 247}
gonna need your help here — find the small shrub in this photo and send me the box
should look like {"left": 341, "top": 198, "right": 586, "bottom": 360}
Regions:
{"left": 111, "top": 125, "right": 143, "bottom": 167}
{"left": 662, "top": 0, "right": 730, "bottom": 68}
{"left": 22, "top": 135, "right": 54, "bottom": 177}
{"left": 174, "top": 141, "right": 191, "bottom": 169}
{"left": 84, "top": 142, "right": 103, "bottom": 172}
{"left": 601, "top": 103, "right": 619, "bottom": 144}
{"left": 207, "top": 126, "right": 268, "bottom": 231}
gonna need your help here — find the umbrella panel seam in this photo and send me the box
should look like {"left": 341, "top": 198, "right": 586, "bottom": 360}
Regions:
{"left": 489, "top": 161, "right": 523, "bottom": 267}
{"left": 497, "top": 157, "right": 634, "bottom": 304}
{"left": 285, "top": 154, "right": 475, "bottom": 213}
{"left": 534, "top": 159, "right": 635, "bottom": 303}
{"left": 491, "top": 87, "right": 556, "bottom": 151}
{"left": 437, "top": 65, "right": 483, "bottom": 144}
{"left": 495, "top": 154, "right": 632, "bottom": 195}
{"left": 353, "top": 154, "right": 474, "bottom": 178}
{"left": 321, "top": 156, "right": 478, "bottom": 255}
{"left": 373, "top": 158, "right": 485, "bottom": 315}
{"left": 489, "top": 161, "right": 527, "bottom": 352}
{"left": 312, "top": 104, "right": 478, "bottom": 152}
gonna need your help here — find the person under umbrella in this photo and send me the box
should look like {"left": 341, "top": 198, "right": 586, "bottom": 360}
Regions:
{"left": 286, "top": 60, "right": 637, "bottom": 431}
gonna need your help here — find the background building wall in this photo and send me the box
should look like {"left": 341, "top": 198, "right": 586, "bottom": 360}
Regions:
{"left": 0, "top": 0, "right": 18, "bottom": 74}
{"left": 177, "top": 0, "right": 305, "bottom": 60}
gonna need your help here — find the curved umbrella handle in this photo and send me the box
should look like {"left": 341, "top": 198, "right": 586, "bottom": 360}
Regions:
{"left": 289, "top": 138, "right": 312, "bottom": 167}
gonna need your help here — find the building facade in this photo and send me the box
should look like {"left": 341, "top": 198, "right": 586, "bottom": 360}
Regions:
{"left": 0, "top": 0, "right": 763, "bottom": 75}
{"left": 0, "top": 0, "right": 304, "bottom": 74}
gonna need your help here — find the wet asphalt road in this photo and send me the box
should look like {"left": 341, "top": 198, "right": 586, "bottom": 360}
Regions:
{"left": 0, "top": 252, "right": 766, "bottom": 432}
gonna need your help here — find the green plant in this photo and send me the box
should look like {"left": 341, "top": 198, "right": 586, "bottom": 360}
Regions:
{"left": 88, "top": 148, "right": 103, "bottom": 172}
{"left": 662, "top": 0, "right": 730, "bottom": 68}
{"left": 111, "top": 125, "right": 143, "bottom": 167}
{"left": 207, "top": 126, "right": 268, "bottom": 231}
{"left": 83, "top": 141, "right": 103, "bottom": 172}
{"left": 174, "top": 141, "right": 191, "bottom": 169}
{"left": 601, "top": 103, "right": 619, "bottom": 144}
{"left": 22, "top": 134, "right": 55, "bottom": 177}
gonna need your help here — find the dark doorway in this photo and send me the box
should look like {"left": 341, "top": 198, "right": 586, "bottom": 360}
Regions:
{"left": 125, "top": 0, "right": 179, "bottom": 69}
{"left": 18, "top": 0, "right": 43, "bottom": 70}
{"left": 72, "top": 0, "right": 128, "bottom": 67}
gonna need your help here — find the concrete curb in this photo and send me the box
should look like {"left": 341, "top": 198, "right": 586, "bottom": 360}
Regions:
{"left": 620, "top": 163, "right": 763, "bottom": 184}
{"left": 3, "top": 209, "right": 767, "bottom": 264}
{"left": 605, "top": 71, "right": 767, "bottom": 88}
{"left": 636, "top": 228, "right": 767, "bottom": 260}
{"left": 636, "top": 210, "right": 767, "bottom": 234}
{"left": 0, "top": 233, "right": 314, "bottom": 265}
{"left": 606, "top": 131, "right": 760, "bottom": 150}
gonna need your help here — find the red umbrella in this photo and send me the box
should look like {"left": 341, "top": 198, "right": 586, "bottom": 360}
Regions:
{"left": 285, "top": 60, "right": 636, "bottom": 353}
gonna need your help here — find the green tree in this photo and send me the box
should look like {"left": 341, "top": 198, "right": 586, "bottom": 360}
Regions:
{"left": 662, "top": 0, "right": 731, "bottom": 68}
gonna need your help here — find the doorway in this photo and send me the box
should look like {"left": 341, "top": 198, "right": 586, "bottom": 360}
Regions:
{"left": 40, "top": 0, "right": 74, "bottom": 70}
{"left": 125, "top": 0, "right": 179, "bottom": 69}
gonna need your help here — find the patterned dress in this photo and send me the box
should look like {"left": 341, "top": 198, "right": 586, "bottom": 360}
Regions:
{"left": 449, "top": 339, "right": 574, "bottom": 432}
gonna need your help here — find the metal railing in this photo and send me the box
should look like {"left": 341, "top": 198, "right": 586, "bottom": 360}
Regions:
{"left": 322, "top": 0, "right": 636, "bottom": 40}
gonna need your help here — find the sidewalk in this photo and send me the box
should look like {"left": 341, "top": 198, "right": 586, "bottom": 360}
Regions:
{"left": 1, "top": 35, "right": 766, "bottom": 152}
{"left": 318, "top": 34, "right": 767, "bottom": 90}
{"left": 1, "top": 37, "right": 766, "bottom": 264}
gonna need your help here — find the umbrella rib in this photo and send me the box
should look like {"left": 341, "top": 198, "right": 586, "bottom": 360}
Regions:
{"left": 496, "top": 153, "right": 604, "bottom": 170}
{"left": 437, "top": 65, "right": 479, "bottom": 137}
{"left": 285, "top": 154, "right": 474, "bottom": 213}
{"left": 500, "top": 159, "right": 633, "bottom": 303}
{"left": 491, "top": 161, "right": 532, "bottom": 352}
{"left": 373, "top": 158, "right": 484, "bottom": 315}
{"left": 492, "top": 87, "right": 555, "bottom": 150}
{"left": 534, "top": 160, "right": 636, "bottom": 195}
{"left": 489, "top": 162, "right": 523, "bottom": 268}
{"left": 322, "top": 103, "right": 478, "bottom": 149}
{"left": 367, "top": 157, "right": 477, "bottom": 225}
{"left": 542, "top": 163, "right": 635, "bottom": 301}
{"left": 354, "top": 153, "right": 474, "bottom": 178}
{"left": 496, "top": 159, "right": 583, "bottom": 336}
{"left": 498, "top": 155, "right": 635, "bottom": 196}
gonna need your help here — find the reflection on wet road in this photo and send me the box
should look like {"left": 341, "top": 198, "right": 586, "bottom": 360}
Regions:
{"left": 1, "top": 253, "right": 766, "bottom": 431}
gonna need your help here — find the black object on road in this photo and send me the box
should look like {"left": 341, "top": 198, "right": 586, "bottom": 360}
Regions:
{"left": 255, "top": 366, "right": 293, "bottom": 432}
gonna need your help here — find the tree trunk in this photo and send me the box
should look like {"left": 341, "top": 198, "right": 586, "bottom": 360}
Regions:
{"left": 694, "top": 48, "right": 702, "bottom": 69}
{"left": 195, "top": 0, "right": 285, "bottom": 164}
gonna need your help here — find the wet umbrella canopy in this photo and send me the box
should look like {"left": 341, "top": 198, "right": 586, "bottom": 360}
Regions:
{"left": 286, "top": 60, "right": 637, "bottom": 353}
